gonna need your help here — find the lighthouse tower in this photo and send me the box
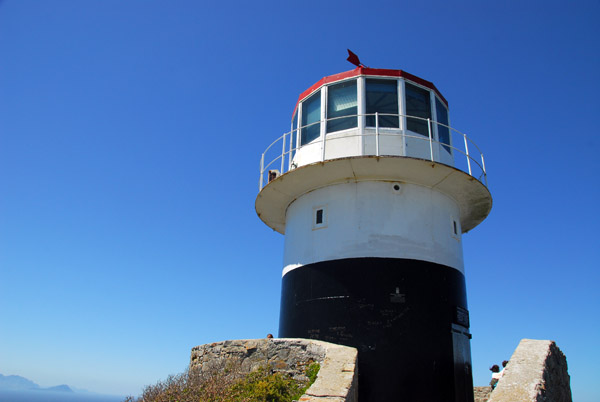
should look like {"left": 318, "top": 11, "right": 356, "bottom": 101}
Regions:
{"left": 256, "top": 66, "right": 492, "bottom": 402}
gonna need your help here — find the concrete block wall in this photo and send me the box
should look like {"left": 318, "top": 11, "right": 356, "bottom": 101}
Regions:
{"left": 190, "top": 338, "right": 358, "bottom": 402}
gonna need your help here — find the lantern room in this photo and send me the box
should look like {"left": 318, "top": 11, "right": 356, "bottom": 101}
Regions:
{"left": 289, "top": 67, "right": 454, "bottom": 169}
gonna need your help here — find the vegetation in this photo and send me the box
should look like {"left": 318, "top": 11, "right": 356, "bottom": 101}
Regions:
{"left": 123, "top": 362, "right": 320, "bottom": 402}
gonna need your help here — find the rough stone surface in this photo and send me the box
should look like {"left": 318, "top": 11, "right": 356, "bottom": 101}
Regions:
{"left": 474, "top": 386, "right": 492, "bottom": 402}
{"left": 488, "top": 339, "right": 572, "bottom": 402}
{"left": 191, "top": 338, "right": 570, "bottom": 402}
{"left": 190, "top": 338, "right": 358, "bottom": 402}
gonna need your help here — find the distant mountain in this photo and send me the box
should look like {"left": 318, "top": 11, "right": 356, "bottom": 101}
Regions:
{"left": 0, "top": 373, "right": 73, "bottom": 392}
{"left": 44, "top": 384, "right": 74, "bottom": 393}
{"left": 0, "top": 374, "right": 39, "bottom": 391}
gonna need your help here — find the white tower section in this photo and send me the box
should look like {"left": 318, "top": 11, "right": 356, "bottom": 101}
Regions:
{"left": 283, "top": 179, "right": 464, "bottom": 276}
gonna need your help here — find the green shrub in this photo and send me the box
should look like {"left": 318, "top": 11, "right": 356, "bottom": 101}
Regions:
{"left": 305, "top": 363, "right": 320, "bottom": 385}
{"left": 231, "top": 366, "right": 306, "bottom": 402}
{"left": 123, "top": 361, "right": 320, "bottom": 402}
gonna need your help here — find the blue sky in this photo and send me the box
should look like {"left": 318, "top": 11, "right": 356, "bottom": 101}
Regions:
{"left": 1, "top": 0, "right": 598, "bottom": 400}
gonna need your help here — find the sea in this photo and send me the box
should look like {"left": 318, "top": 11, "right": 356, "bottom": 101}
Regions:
{"left": 0, "top": 390, "right": 125, "bottom": 402}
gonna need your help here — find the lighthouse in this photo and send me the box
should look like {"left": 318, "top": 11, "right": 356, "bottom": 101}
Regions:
{"left": 255, "top": 66, "right": 492, "bottom": 402}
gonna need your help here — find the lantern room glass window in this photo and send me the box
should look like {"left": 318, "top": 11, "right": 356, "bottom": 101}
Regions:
{"left": 435, "top": 98, "right": 450, "bottom": 153}
{"left": 301, "top": 92, "right": 321, "bottom": 145}
{"left": 366, "top": 79, "right": 399, "bottom": 128}
{"left": 327, "top": 80, "right": 357, "bottom": 133}
{"left": 405, "top": 83, "right": 432, "bottom": 136}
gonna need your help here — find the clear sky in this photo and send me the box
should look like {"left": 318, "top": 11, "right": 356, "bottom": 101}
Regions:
{"left": 1, "top": 0, "right": 598, "bottom": 400}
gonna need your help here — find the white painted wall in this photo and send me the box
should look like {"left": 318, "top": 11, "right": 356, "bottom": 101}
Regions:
{"left": 292, "top": 128, "right": 453, "bottom": 168}
{"left": 283, "top": 181, "right": 464, "bottom": 276}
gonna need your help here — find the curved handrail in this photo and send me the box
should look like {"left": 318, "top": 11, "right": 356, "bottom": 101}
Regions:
{"left": 259, "top": 113, "right": 488, "bottom": 191}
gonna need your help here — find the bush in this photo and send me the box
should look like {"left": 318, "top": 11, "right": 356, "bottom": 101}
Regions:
{"left": 305, "top": 363, "right": 320, "bottom": 385}
{"left": 123, "top": 362, "right": 320, "bottom": 402}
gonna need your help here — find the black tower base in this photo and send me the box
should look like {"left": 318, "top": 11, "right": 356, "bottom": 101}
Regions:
{"left": 279, "top": 257, "right": 474, "bottom": 402}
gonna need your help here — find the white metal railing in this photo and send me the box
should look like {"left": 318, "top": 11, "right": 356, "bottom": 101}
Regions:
{"left": 259, "top": 113, "right": 488, "bottom": 191}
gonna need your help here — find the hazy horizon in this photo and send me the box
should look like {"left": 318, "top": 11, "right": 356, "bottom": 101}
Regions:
{"left": 0, "top": 389, "right": 124, "bottom": 402}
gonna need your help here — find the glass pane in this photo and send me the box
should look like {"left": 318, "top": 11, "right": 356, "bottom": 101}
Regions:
{"left": 301, "top": 92, "right": 321, "bottom": 145}
{"left": 405, "top": 83, "right": 432, "bottom": 136}
{"left": 366, "top": 79, "right": 399, "bottom": 128}
{"left": 327, "top": 80, "right": 357, "bottom": 133}
{"left": 291, "top": 110, "right": 298, "bottom": 159}
{"left": 435, "top": 98, "right": 451, "bottom": 153}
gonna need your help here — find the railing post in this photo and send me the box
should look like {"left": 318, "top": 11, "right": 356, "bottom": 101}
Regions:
{"left": 427, "top": 118, "right": 434, "bottom": 162}
{"left": 481, "top": 154, "right": 488, "bottom": 186}
{"left": 359, "top": 114, "right": 365, "bottom": 155}
{"left": 259, "top": 153, "right": 265, "bottom": 190}
{"left": 280, "top": 132, "right": 286, "bottom": 174}
{"left": 288, "top": 130, "right": 293, "bottom": 170}
{"left": 463, "top": 133, "right": 472, "bottom": 176}
{"left": 375, "top": 112, "right": 380, "bottom": 156}
{"left": 401, "top": 113, "right": 406, "bottom": 157}
{"left": 321, "top": 123, "right": 326, "bottom": 162}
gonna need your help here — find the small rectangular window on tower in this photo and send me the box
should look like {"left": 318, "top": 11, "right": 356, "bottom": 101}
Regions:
{"left": 313, "top": 206, "right": 327, "bottom": 230}
{"left": 451, "top": 217, "right": 460, "bottom": 240}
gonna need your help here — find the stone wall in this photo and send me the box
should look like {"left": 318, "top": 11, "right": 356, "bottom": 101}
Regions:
{"left": 474, "top": 386, "right": 492, "bottom": 402}
{"left": 190, "top": 338, "right": 358, "bottom": 402}
{"left": 488, "top": 339, "right": 572, "bottom": 402}
{"left": 190, "top": 338, "right": 571, "bottom": 402}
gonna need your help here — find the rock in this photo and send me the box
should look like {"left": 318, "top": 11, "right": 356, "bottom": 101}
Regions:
{"left": 488, "top": 339, "right": 572, "bottom": 402}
